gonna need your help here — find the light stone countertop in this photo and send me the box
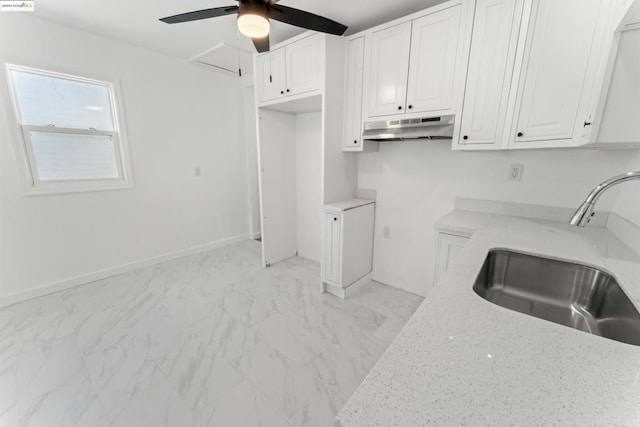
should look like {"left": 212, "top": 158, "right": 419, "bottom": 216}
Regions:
{"left": 434, "top": 209, "right": 494, "bottom": 236}
{"left": 336, "top": 214, "right": 640, "bottom": 426}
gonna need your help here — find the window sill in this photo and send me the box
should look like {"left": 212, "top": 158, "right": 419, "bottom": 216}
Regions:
{"left": 24, "top": 179, "right": 135, "bottom": 196}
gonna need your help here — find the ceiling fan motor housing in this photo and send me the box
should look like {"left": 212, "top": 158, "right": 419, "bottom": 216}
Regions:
{"left": 238, "top": 0, "right": 269, "bottom": 20}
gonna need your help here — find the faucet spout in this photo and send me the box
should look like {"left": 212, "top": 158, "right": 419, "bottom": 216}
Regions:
{"left": 570, "top": 171, "right": 640, "bottom": 227}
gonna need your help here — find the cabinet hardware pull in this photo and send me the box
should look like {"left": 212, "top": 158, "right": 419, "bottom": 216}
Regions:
{"left": 280, "top": 90, "right": 284, "bottom": 94}
{"left": 269, "top": 75, "right": 272, "bottom": 83}
{"left": 397, "top": 106, "right": 402, "bottom": 110}
{"left": 286, "top": 89, "right": 290, "bottom": 93}
{"left": 354, "top": 140, "right": 357, "bottom": 144}
{"left": 584, "top": 121, "right": 592, "bottom": 127}
{"left": 463, "top": 135, "right": 468, "bottom": 140}
{"left": 517, "top": 132, "right": 524, "bottom": 137}
{"left": 408, "top": 105, "right": 413, "bottom": 109}
{"left": 333, "top": 217, "right": 337, "bottom": 221}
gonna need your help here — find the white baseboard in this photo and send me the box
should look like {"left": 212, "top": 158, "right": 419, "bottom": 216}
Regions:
{"left": 322, "top": 272, "right": 373, "bottom": 299}
{"left": 0, "top": 233, "right": 251, "bottom": 309}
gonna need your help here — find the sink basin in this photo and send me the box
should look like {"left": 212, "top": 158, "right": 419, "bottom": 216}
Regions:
{"left": 473, "top": 250, "right": 640, "bottom": 346}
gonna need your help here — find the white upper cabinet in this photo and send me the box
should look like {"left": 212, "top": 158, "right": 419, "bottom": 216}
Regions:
{"left": 406, "top": 5, "right": 462, "bottom": 114}
{"left": 286, "top": 34, "right": 322, "bottom": 96}
{"left": 343, "top": 37, "right": 366, "bottom": 151}
{"left": 455, "top": 0, "right": 526, "bottom": 148}
{"left": 341, "top": 0, "right": 636, "bottom": 151}
{"left": 511, "top": 0, "right": 605, "bottom": 146}
{"left": 452, "top": 0, "right": 636, "bottom": 150}
{"left": 366, "top": 22, "right": 412, "bottom": 118}
{"left": 255, "top": 34, "right": 323, "bottom": 105}
{"left": 256, "top": 48, "right": 286, "bottom": 103}
{"left": 364, "top": 2, "right": 469, "bottom": 120}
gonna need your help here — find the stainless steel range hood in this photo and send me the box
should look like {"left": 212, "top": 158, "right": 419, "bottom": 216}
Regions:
{"left": 362, "top": 115, "right": 454, "bottom": 141}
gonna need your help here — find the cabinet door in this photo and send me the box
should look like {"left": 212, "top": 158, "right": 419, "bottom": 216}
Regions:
{"left": 343, "top": 37, "right": 366, "bottom": 150}
{"left": 367, "top": 22, "right": 412, "bottom": 118}
{"left": 341, "top": 204, "right": 375, "bottom": 287}
{"left": 457, "top": 0, "right": 525, "bottom": 146}
{"left": 256, "top": 48, "right": 286, "bottom": 103}
{"left": 406, "top": 5, "right": 462, "bottom": 114}
{"left": 286, "top": 35, "right": 322, "bottom": 96}
{"left": 323, "top": 213, "right": 342, "bottom": 285}
{"left": 512, "top": 0, "right": 604, "bottom": 144}
{"left": 434, "top": 233, "right": 469, "bottom": 282}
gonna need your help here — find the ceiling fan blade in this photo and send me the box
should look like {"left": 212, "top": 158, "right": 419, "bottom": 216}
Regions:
{"left": 268, "top": 5, "right": 347, "bottom": 35}
{"left": 160, "top": 6, "right": 239, "bottom": 24}
{"left": 252, "top": 34, "right": 270, "bottom": 53}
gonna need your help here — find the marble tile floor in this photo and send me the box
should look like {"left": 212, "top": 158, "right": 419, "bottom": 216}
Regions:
{"left": 0, "top": 240, "right": 423, "bottom": 427}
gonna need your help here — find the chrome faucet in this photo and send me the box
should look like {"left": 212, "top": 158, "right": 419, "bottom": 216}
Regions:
{"left": 570, "top": 171, "right": 640, "bottom": 227}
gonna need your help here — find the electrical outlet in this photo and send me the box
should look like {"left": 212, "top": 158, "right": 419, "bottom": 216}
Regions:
{"left": 509, "top": 164, "right": 523, "bottom": 181}
{"left": 382, "top": 226, "right": 391, "bottom": 239}
{"left": 194, "top": 166, "right": 202, "bottom": 177}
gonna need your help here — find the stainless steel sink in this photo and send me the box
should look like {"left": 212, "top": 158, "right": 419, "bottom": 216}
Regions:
{"left": 473, "top": 250, "right": 640, "bottom": 346}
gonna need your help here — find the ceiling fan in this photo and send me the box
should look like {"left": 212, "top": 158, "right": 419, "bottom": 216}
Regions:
{"left": 160, "top": 0, "right": 348, "bottom": 53}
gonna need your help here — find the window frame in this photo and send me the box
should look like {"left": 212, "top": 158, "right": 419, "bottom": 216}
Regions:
{"left": 3, "top": 64, "right": 134, "bottom": 196}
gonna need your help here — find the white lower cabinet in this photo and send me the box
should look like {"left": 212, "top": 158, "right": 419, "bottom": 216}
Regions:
{"left": 322, "top": 200, "right": 375, "bottom": 298}
{"left": 434, "top": 232, "right": 470, "bottom": 282}
{"left": 323, "top": 212, "right": 342, "bottom": 284}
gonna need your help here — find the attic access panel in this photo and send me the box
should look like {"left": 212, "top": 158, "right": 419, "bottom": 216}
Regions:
{"left": 189, "top": 43, "right": 253, "bottom": 76}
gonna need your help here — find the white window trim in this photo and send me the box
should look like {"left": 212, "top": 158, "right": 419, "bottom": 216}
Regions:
{"left": 3, "top": 63, "right": 134, "bottom": 196}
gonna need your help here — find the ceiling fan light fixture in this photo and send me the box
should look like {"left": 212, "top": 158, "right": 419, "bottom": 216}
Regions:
{"left": 238, "top": 13, "right": 270, "bottom": 38}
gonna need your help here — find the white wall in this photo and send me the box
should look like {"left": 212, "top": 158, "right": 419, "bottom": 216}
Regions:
{"left": 0, "top": 14, "right": 250, "bottom": 302}
{"left": 242, "top": 82, "right": 261, "bottom": 238}
{"left": 613, "top": 151, "right": 640, "bottom": 227}
{"left": 296, "top": 112, "right": 322, "bottom": 262}
{"left": 357, "top": 143, "right": 639, "bottom": 296}
{"left": 322, "top": 36, "right": 358, "bottom": 205}
{"left": 598, "top": 28, "right": 640, "bottom": 144}
{"left": 602, "top": 27, "right": 640, "bottom": 228}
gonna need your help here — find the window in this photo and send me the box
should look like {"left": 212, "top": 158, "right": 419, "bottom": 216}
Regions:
{"left": 5, "top": 64, "right": 133, "bottom": 195}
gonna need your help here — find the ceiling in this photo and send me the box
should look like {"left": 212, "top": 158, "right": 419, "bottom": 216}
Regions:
{"left": 34, "top": 0, "right": 445, "bottom": 61}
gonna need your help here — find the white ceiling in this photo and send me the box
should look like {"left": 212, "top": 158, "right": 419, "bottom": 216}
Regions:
{"left": 34, "top": 0, "right": 445, "bottom": 60}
